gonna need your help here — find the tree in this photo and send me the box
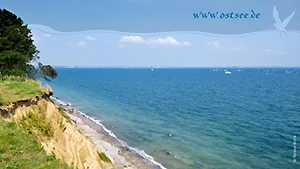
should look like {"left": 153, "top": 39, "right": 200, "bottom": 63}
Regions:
{"left": 27, "top": 63, "right": 58, "bottom": 82}
{"left": 0, "top": 9, "right": 57, "bottom": 81}
{"left": 0, "top": 50, "right": 28, "bottom": 77}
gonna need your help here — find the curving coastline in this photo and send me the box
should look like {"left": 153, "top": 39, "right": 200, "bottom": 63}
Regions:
{"left": 50, "top": 96, "right": 167, "bottom": 169}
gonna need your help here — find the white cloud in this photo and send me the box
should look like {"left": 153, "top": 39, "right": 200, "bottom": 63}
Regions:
{"left": 206, "top": 41, "right": 220, "bottom": 48}
{"left": 120, "top": 36, "right": 145, "bottom": 43}
{"left": 149, "top": 37, "right": 181, "bottom": 45}
{"left": 119, "top": 44, "right": 125, "bottom": 48}
{"left": 120, "top": 36, "right": 192, "bottom": 46}
{"left": 86, "top": 36, "right": 97, "bottom": 41}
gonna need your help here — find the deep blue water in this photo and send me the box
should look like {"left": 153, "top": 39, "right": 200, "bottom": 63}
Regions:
{"left": 45, "top": 68, "right": 300, "bottom": 169}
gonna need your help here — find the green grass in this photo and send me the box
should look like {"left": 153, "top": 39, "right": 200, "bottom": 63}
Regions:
{"left": 0, "top": 78, "right": 45, "bottom": 106}
{"left": 0, "top": 118, "right": 72, "bottom": 169}
{"left": 97, "top": 152, "right": 112, "bottom": 164}
{"left": 19, "top": 111, "right": 53, "bottom": 138}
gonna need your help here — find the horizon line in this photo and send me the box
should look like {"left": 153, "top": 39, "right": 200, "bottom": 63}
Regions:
{"left": 52, "top": 66, "right": 300, "bottom": 69}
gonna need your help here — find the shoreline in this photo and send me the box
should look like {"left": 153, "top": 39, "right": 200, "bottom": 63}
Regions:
{"left": 51, "top": 97, "right": 166, "bottom": 169}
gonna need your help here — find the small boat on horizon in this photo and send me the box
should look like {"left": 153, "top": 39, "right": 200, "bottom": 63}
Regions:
{"left": 224, "top": 70, "right": 232, "bottom": 75}
{"left": 151, "top": 68, "right": 154, "bottom": 72}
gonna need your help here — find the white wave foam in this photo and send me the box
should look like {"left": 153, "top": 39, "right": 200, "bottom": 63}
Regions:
{"left": 50, "top": 96, "right": 167, "bottom": 169}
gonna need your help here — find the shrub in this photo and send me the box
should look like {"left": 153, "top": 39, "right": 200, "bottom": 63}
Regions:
{"left": 1, "top": 69, "right": 27, "bottom": 77}
{"left": 97, "top": 152, "right": 112, "bottom": 164}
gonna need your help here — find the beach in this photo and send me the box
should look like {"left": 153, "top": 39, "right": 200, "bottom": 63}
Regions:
{"left": 52, "top": 97, "right": 165, "bottom": 169}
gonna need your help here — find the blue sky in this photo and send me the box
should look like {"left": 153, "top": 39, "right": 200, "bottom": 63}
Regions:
{"left": 2, "top": 0, "right": 300, "bottom": 67}
{"left": 2, "top": 0, "right": 300, "bottom": 33}
{"left": 30, "top": 25, "right": 300, "bottom": 67}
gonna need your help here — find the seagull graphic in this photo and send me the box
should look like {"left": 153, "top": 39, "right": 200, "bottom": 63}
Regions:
{"left": 273, "top": 6, "right": 296, "bottom": 36}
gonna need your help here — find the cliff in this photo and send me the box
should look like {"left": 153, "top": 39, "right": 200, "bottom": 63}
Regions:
{"left": 0, "top": 93, "right": 114, "bottom": 169}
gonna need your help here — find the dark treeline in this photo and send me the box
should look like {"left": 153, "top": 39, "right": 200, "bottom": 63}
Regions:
{"left": 0, "top": 9, "right": 57, "bottom": 81}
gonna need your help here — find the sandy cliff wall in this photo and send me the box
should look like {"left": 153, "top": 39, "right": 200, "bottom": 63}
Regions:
{"left": 0, "top": 95, "right": 113, "bottom": 169}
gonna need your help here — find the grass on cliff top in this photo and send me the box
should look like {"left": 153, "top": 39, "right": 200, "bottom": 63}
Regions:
{"left": 0, "top": 76, "right": 47, "bottom": 106}
{"left": 0, "top": 118, "right": 72, "bottom": 169}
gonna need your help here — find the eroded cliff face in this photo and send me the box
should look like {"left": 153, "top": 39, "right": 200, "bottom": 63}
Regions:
{"left": 0, "top": 96, "right": 113, "bottom": 169}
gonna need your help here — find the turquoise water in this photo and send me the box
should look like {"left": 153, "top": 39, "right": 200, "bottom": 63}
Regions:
{"left": 45, "top": 68, "right": 300, "bottom": 169}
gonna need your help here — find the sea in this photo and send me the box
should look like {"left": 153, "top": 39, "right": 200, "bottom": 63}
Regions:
{"left": 43, "top": 68, "right": 300, "bottom": 169}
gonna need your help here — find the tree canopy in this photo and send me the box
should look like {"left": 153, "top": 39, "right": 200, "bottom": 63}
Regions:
{"left": 0, "top": 9, "right": 57, "bottom": 81}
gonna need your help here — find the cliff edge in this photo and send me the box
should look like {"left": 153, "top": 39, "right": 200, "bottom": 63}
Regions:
{"left": 0, "top": 78, "right": 113, "bottom": 169}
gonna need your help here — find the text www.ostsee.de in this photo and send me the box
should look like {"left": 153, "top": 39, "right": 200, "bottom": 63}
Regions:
{"left": 193, "top": 10, "right": 260, "bottom": 19}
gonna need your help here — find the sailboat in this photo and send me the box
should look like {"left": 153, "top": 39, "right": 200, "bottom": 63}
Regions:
{"left": 224, "top": 70, "right": 232, "bottom": 75}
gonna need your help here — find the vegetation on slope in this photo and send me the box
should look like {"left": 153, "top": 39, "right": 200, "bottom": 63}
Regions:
{"left": 20, "top": 110, "right": 54, "bottom": 138}
{"left": 0, "top": 77, "right": 73, "bottom": 168}
{"left": 58, "top": 107, "right": 72, "bottom": 124}
{"left": 0, "top": 77, "right": 47, "bottom": 106}
{"left": 97, "top": 152, "right": 112, "bottom": 164}
{"left": 0, "top": 118, "right": 72, "bottom": 169}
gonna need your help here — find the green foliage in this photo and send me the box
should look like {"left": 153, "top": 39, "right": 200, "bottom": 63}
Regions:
{"left": 45, "top": 154, "right": 57, "bottom": 162}
{"left": 39, "top": 64, "right": 58, "bottom": 81}
{"left": 97, "top": 152, "right": 112, "bottom": 164}
{"left": 5, "top": 81, "right": 42, "bottom": 95}
{"left": 0, "top": 51, "right": 29, "bottom": 71}
{"left": 0, "top": 9, "right": 57, "bottom": 81}
{"left": 20, "top": 111, "right": 53, "bottom": 138}
{"left": 58, "top": 107, "right": 72, "bottom": 124}
{"left": 1, "top": 69, "right": 26, "bottom": 77}
{"left": 0, "top": 79, "right": 44, "bottom": 105}
{"left": 0, "top": 118, "right": 71, "bottom": 169}
{"left": 27, "top": 63, "right": 58, "bottom": 82}
{"left": 0, "top": 9, "right": 38, "bottom": 61}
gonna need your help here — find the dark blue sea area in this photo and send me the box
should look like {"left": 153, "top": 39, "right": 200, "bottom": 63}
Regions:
{"left": 44, "top": 68, "right": 300, "bottom": 169}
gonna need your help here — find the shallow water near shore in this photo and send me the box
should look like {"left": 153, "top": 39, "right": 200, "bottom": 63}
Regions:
{"left": 44, "top": 68, "right": 300, "bottom": 169}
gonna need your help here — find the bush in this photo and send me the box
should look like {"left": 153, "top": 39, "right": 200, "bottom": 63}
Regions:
{"left": 97, "top": 152, "right": 112, "bottom": 163}
{"left": 1, "top": 69, "right": 27, "bottom": 77}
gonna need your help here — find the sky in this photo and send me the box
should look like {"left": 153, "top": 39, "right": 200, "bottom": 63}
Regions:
{"left": 30, "top": 24, "right": 300, "bottom": 67}
{"left": 2, "top": 0, "right": 300, "bottom": 33}
{"left": 2, "top": 0, "right": 300, "bottom": 67}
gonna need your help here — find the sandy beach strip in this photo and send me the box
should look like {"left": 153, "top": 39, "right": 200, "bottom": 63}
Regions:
{"left": 55, "top": 102, "right": 164, "bottom": 169}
